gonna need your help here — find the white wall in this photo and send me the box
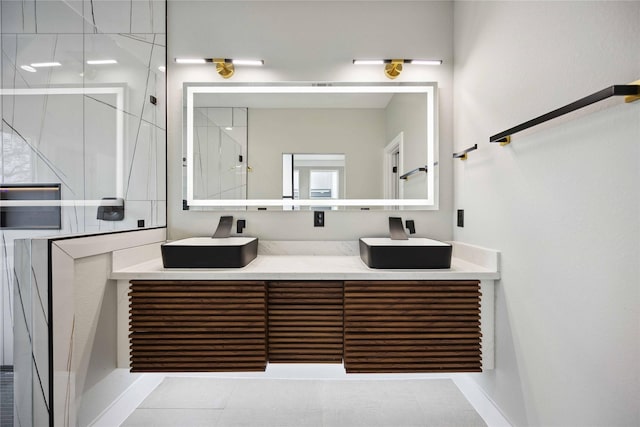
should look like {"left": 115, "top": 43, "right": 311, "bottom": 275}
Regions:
{"left": 453, "top": 2, "right": 640, "bottom": 426}
{"left": 168, "top": 1, "right": 454, "bottom": 240}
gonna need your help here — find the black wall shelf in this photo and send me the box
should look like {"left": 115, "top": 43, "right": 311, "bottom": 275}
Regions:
{"left": 490, "top": 84, "right": 640, "bottom": 144}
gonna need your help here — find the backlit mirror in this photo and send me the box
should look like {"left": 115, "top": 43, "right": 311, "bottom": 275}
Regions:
{"left": 183, "top": 82, "right": 438, "bottom": 210}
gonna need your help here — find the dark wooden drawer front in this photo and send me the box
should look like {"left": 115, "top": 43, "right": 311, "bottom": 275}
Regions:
{"left": 268, "top": 281, "right": 344, "bottom": 363}
{"left": 344, "top": 281, "right": 482, "bottom": 373}
{"left": 129, "top": 281, "right": 267, "bottom": 372}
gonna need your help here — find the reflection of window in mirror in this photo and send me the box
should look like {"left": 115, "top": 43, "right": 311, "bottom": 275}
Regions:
{"left": 282, "top": 153, "right": 345, "bottom": 210}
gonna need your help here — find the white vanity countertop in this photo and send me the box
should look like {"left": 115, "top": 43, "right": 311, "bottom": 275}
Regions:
{"left": 110, "top": 240, "right": 500, "bottom": 281}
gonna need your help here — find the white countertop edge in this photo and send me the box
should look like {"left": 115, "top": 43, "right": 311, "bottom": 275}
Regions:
{"left": 110, "top": 255, "right": 500, "bottom": 281}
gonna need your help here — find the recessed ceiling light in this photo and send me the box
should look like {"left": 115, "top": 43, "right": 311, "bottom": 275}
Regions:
{"left": 86, "top": 59, "right": 118, "bottom": 65}
{"left": 20, "top": 65, "right": 37, "bottom": 73}
{"left": 30, "top": 62, "right": 62, "bottom": 68}
{"left": 158, "top": 65, "right": 166, "bottom": 73}
{"left": 225, "top": 127, "right": 233, "bottom": 131}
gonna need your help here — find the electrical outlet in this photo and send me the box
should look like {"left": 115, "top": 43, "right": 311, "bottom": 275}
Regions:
{"left": 457, "top": 210, "right": 464, "bottom": 227}
{"left": 314, "top": 211, "right": 324, "bottom": 227}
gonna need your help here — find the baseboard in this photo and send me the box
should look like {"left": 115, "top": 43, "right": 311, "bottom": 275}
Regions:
{"left": 452, "top": 375, "right": 513, "bottom": 427}
{"left": 88, "top": 373, "right": 165, "bottom": 427}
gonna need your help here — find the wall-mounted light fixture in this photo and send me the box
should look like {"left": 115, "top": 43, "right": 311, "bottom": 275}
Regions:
{"left": 175, "top": 57, "right": 264, "bottom": 79}
{"left": 353, "top": 59, "right": 442, "bottom": 79}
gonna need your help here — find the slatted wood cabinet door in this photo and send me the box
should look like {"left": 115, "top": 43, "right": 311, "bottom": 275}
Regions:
{"left": 344, "top": 280, "right": 482, "bottom": 373}
{"left": 129, "top": 280, "right": 267, "bottom": 372}
{"left": 268, "top": 281, "right": 344, "bottom": 363}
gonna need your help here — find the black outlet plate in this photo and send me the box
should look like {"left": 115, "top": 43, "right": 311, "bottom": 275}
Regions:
{"left": 314, "top": 211, "right": 324, "bottom": 227}
{"left": 457, "top": 209, "right": 464, "bottom": 227}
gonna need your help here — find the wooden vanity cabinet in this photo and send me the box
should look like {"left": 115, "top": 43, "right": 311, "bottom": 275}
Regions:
{"left": 128, "top": 281, "right": 267, "bottom": 372}
{"left": 344, "top": 280, "right": 482, "bottom": 373}
{"left": 128, "top": 279, "right": 482, "bottom": 373}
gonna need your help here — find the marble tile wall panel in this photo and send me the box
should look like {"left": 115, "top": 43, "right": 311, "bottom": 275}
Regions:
{"left": 33, "top": 0, "right": 84, "bottom": 34}
{"left": 13, "top": 238, "right": 52, "bottom": 427}
{"left": 1, "top": 1, "right": 37, "bottom": 34}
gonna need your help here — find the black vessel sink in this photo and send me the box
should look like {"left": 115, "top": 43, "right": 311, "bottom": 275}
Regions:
{"left": 161, "top": 237, "right": 258, "bottom": 268}
{"left": 359, "top": 237, "right": 452, "bottom": 269}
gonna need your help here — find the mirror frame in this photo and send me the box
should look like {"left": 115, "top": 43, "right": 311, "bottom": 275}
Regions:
{"left": 183, "top": 82, "right": 438, "bottom": 209}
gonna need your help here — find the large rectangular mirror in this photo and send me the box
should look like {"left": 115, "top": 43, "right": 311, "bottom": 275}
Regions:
{"left": 183, "top": 82, "right": 438, "bottom": 210}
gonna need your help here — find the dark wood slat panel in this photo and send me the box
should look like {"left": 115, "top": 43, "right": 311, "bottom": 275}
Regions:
{"left": 345, "top": 332, "right": 482, "bottom": 339}
{"left": 269, "top": 298, "right": 344, "bottom": 305}
{"left": 346, "top": 327, "right": 480, "bottom": 334}
{"left": 136, "top": 342, "right": 264, "bottom": 354}
{"left": 344, "top": 308, "right": 480, "bottom": 320}
{"left": 131, "top": 280, "right": 266, "bottom": 286}
{"left": 344, "top": 280, "right": 481, "bottom": 373}
{"left": 130, "top": 333, "right": 266, "bottom": 340}
{"left": 131, "top": 315, "right": 266, "bottom": 322}
{"left": 130, "top": 303, "right": 265, "bottom": 310}
{"left": 345, "top": 345, "right": 480, "bottom": 352}
{"left": 129, "top": 289, "right": 264, "bottom": 298}
{"left": 129, "top": 281, "right": 267, "bottom": 373}
{"left": 268, "top": 337, "right": 343, "bottom": 344}
{"left": 130, "top": 297, "right": 266, "bottom": 304}
{"left": 131, "top": 356, "right": 266, "bottom": 362}
{"left": 270, "top": 309, "right": 344, "bottom": 316}
{"left": 269, "top": 350, "right": 344, "bottom": 357}
{"left": 269, "top": 305, "right": 343, "bottom": 311}
{"left": 267, "top": 281, "right": 343, "bottom": 364}
{"left": 343, "top": 338, "right": 481, "bottom": 345}
{"left": 346, "top": 316, "right": 479, "bottom": 323}
{"left": 269, "top": 316, "right": 344, "bottom": 322}
{"left": 344, "top": 292, "right": 481, "bottom": 298}
{"left": 132, "top": 367, "right": 267, "bottom": 373}
{"left": 345, "top": 321, "right": 480, "bottom": 328}
{"left": 134, "top": 362, "right": 265, "bottom": 372}
{"left": 131, "top": 309, "right": 265, "bottom": 316}
{"left": 346, "top": 367, "right": 482, "bottom": 373}
{"left": 130, "top": 327, "right": 265, "bottom": 333}
{"left": 343, "top": 303, "right": 479, "bottom": 310}
{"left": 269, "top": 343, "right": 344, "bottom": 350}
{"left": 344, "top": 280, "right": 479, "bottom": 287}
{"left": 345, "top": 298, "right": 480, "bottom": 305}
{"left": 269, "top": 281, "right": 343, "bottom": 288}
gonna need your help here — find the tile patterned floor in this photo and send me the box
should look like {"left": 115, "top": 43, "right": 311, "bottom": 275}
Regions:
{"left": 122, "top": 377, "right": 487, "bottom": 427}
